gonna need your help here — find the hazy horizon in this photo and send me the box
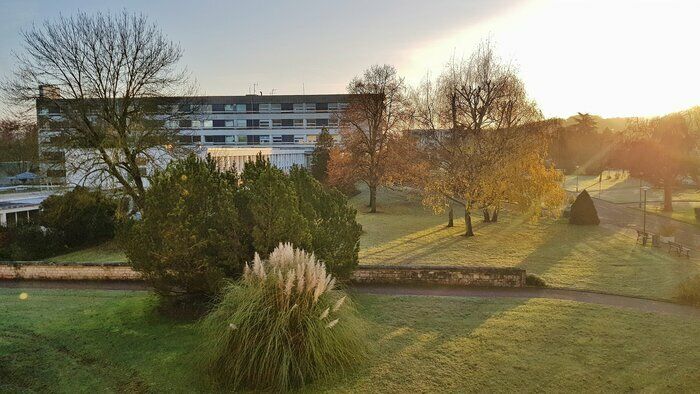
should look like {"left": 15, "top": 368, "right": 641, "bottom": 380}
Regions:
{"left": 1, "top": 0, "right": 699, "bottom": 119}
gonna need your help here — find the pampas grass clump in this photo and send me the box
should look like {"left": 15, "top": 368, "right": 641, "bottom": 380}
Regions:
{"left": 201, "top": 243, "right": 366, "bottom": 391}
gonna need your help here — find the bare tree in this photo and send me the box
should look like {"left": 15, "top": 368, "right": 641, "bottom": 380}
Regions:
{"left": 2, "top": 11, "right": 193, "bottom": 210}
{"left": 335, "top": 64, "right": 410, "bottom": 213}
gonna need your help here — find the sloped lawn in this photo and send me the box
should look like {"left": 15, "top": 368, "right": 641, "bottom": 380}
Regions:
{"left": 1, "top": 289, "right": 699, "bottom": 392}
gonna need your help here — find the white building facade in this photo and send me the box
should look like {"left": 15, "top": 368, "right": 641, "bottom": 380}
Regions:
{"left": 37, "top": 93, "right": 350, "bottom": 185}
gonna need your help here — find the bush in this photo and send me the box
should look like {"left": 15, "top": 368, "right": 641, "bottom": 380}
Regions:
{"left": 525, "top": 273, "right": 547, "bottom": 287}
{"left": 201, "top": 243, "right": 366, "bottom": 391}
{"left": 40, "top": 187, "right": 118, "bottom": 248}
{"left": 675, "top": 275, "right": 700, "bottom": 306}
{"left": 2, "top": 224, "right": 64, "bottom": 260}
{"left": 289, "top": 166, "right": 362, "bottom": 279}
{"left": 121, "top": 155, "right": 246, "bottom": 301}
{"left": 569, "top": 190, "right": 600, "bottom": 225}
{"left": 238, "top": 157, "right": 312, "bottom": 256}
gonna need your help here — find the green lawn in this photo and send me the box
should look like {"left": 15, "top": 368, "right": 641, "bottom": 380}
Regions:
{"left": 1, "top": 288, "right": 698, "bottom": 392}
{"left": 48, "top": 240, "right": 127, "bottom": 263}
{"left": 351, "top": 186, "right": 700, "bottom": 300}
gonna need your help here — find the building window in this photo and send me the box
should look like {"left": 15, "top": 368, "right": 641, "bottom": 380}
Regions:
{"left": 306, "top": 119, "right": 316, "bottom": 127}
{"left": 259, "top": 104, "right": 271, "bottom": 112}
{"left": 293, "top": 103, "right": 305, "bottom": 113}
{"left": 281, "top": 103, "right": 293, "bottom": 112}
{"left": 281, "top": 119, "right": 293, "bottom": 127}
{"left": 235, "top": 119, "right": 247, "bottom": 128}
{"left": 317, "top": 119, "right": 328, "bottom": 126}
{"left": 328, "top": 118, "right": 339, "bottom": 127}
{"left": 212, "top": 104, "right": 225, "bottom": 112}
{"left": 272, "top": 119, "right": 282, "bottom": 127}
{"left": 177, "top": 135, "right": 197, "bottom": 143}
{"left": 294, "top": 135, "right": 305, "bottom": 143}
{"left": 178, "top": 104, "right": 191, "bottom": 113}
{"left": 236, "top": 104, "right": 246, "bottom": 112}
{"left": 273, "top": 135, "right": 282, "bottom": 143}
{"left": 317, "top": 103, "right": 328, "bottom": 111}
{"left": 179, "top": 119, "right": 192, "bottom": 128}
{"left": 213, "top": 120, "right": 226, "bottom": 128}
{"left": 305, "top": 103, "right": 316, "bottom": 112}
{"left": 247, "top": 135, "right": 261, "bottom": 144}
{"left": 192, "top": 120, "right": 202, "bottom": 128}
{"left": 225, "top": 136, "right": 236, "bottom": 144}
{"left": 246, "top": 119, "right": 259, "bottom": 128}
{"left": 260, "top": 135, "right": 271, "bottom": 144}
{"left": 205, "top": 135, "right": 225, "bottom": 143}
{"left": 282, "top": 134, "right": 294, "bottom": 143}
{"left": 259, "top": 120, "right": 272, "bottom": 128}
{"left": 203, "top": 120, "right": 213, "bottom": 128}
{"left": 225, "top": 104, "right": 234, "bottom": 112}
{"left": 293, "top": 119, "right": 304, "bottom": 128}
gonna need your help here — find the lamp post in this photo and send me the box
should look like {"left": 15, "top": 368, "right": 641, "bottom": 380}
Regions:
{"left": 641, "top": 186, "right": 650, "bottom": 244}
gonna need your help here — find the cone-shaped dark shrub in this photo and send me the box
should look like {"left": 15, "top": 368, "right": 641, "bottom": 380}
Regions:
{"left": 201, "top": 243, "right": 366, "bottom": 391}
{"left": 569, "top": 190, "right": 600, "bottom": 225}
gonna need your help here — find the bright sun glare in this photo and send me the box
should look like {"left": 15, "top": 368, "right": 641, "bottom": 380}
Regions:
{"left": 404, "top": 0, "right": 700, "bottom": 118}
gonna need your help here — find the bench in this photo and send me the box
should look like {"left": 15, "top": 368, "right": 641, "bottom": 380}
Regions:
{"left": 666, "top": 241, "right": 691, "bottom": 258}
{"left": 636, "top": 230, "right": 653, "bottom": 245}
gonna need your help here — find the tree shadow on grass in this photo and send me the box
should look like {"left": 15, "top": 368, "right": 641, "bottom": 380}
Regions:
{"left": 309, "top": 293, "right": 529, "bottom": 392}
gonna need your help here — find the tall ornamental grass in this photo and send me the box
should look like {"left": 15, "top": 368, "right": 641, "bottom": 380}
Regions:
{"left": 201, "top": 243, "right": 366, "bottom": 391}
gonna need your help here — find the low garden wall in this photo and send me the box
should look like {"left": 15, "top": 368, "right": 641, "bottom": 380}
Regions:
{"left": 351, "top": 265, "right": 526, "bottom": 288}
{"left": 0, "top": 262, "right": 526, "bottom": 288}
{"left": 0, "top": 262, "right": 140, "bottom": 281}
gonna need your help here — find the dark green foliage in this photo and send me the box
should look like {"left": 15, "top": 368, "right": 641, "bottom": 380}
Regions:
{"left": 121, "top": 155, "right": 246, "bottom": 300}
{"left": 239, "top": 156, "right": 311, "bottom": 256}
{"left": 0, "top": 224, "right": 64, "bottom": 260}
{"left": 40, "top": 187, "right": 117, "bottom": 248}
{"left": 310, "top": 128, "right": 334, "bottom": 183}
{"left": 675, "top": 275, "right": 700, "bottom": 306}
{"left": 526, "top": 274, "right": 547, "bottom": 287}
{"left": 569, "top": 190, "right": 600, "bottom": 225}
{"left": 289, "top": 166, "right": 362, "bottom": 278}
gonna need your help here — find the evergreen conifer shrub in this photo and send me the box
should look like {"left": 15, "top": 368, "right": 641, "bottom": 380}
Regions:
{"left": 569, "top": 190, "right": 600, "bottom": 225}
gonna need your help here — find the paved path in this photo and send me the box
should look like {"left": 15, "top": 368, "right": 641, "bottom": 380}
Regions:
{"left": 352, "top": 284, "right": 700, "bottom": 318}
{"left": 2, "top": 280, "right": 698, "bottom": 318}
{"left": 592, "top": 197, "right": 700, "bottom": 250}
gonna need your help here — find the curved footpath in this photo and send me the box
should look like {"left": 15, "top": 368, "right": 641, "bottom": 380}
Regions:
{"left": 2, "top": 280, "right": 698, "bottom": 318}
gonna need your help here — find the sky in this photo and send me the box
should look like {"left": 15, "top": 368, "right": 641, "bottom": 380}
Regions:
{"left": 1, "top": 0, "right": 699, "bottom": 119}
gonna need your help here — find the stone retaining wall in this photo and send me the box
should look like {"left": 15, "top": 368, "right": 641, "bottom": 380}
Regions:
{"left": 0, "top": 262, "right": 526, "bottom": 288}
{"left": 351, "top": 265, "right": 526, "bottom": 288}
{"left": 0, "top": 262, "right": 141, "bottom": 281}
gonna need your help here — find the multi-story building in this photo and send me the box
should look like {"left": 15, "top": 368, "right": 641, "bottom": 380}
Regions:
{"left": 36, "top": 90, "right": 350, "bottom": 185}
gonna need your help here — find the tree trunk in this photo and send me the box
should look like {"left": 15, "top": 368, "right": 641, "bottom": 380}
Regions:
{"left": 491, "top": 207, "right": 499, "bottom": 223}
{"left": 369, "top": 185, "right": 377, "bottom": 213}
{"left": 663, "top": 184, "right": 673, "bottom": 212}
{"left": 464, "top": 207, "right": 474, "bottom": 237}
{"left": 447, "top": 206, "right": 454, "bottom": 227}
{"left": 482, "top": 208, "right": 491, "bottom": 223}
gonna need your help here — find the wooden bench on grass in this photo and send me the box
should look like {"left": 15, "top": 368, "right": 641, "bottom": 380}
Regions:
{"left": 636, "top": 230, "right": 652, "bottom": 245}
{"left": 666, "top": 241, "right": 691, "bottom": 258}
